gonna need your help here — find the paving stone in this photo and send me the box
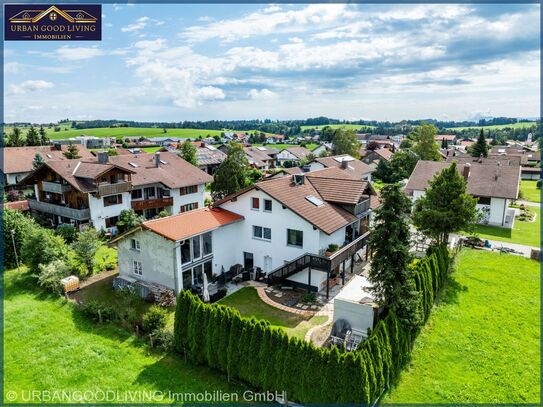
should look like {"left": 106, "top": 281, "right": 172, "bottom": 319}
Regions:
{"left": 275, "top": 293, "right": 283, "bottom": 298}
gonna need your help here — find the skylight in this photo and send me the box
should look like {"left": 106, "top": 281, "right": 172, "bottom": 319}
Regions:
{"left": 128, "top": 162, "right": 139, "bottom": 168}
{"left": 206, "top": 145, "right": 217, "bottom": 151}
{"left": 333, "top": 155, "right": 354, "bottom": 163}
{"left": 257, "top": 146, "right": 267, "bottom": 151}
{"left": 46, "top": 154, "right": 52, "bottom": 159}
{"left": 305, "top": 195, "right": 324, "bottom": 207}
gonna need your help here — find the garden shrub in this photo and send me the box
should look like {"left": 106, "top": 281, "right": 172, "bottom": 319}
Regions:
{"left": 173, "top": 244, "right": 451, "bottom": 404}
{"left": 142, "top": 305, "right": 168, "bottom": 334}
{"left": 22, "top": 227, "right": 71, "bottom": 274}
{"left": 36, "top": 260, "right": 71, "bottom": 294}
{"left": 55, "top": 224, "right": 79, "bottom": 244}
{"left": 78, "top": 300, "right": 117, "bottom": 323}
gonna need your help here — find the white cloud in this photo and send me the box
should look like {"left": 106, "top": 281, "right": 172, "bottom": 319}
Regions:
{"left": 248, "top": 88, "right": 277, "bottom": 100}
{"left": 9, "top": 80, "right": 54, "bottom": 95}
{"left": 54, "top": 46, "right": 105, "bottom": 60}
{"left": 121, "top": 16, "right": 149, "bottom": 32}
{"left": 4, "top": 62, "right": 22, "bottom": 74}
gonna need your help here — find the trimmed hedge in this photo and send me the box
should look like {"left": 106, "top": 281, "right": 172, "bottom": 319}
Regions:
{"left": 174, "top": 244, "right": 450, "bottom": 404}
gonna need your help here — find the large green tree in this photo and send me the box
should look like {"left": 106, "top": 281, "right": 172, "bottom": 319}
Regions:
{"left": 412, "top": 162, "right": 479, "bottom": 245}
{"left": 72, "top": 227, "right": 101, "bottom": 276}
{"left": 471, "top": 129, "right": 489, "bottom": 158}
{"left": 116, "top": 209, "right": 143, "bottom": 233}
{"left": 3, "top": 208, "right": 38, "bottom": 269}
{"left": 63, "top": 142, "right": 81, "bottom": 159}
{"left": 32, "top": 153, "right": 45, "bottom": 169}
{"left": 373, "top": 150, "right": 419, "bottom": 183}
{"left": 39, "top": 126, "right": 49, "bottom": 145}
{"left": 22, "top": 227, "right": 70, "bottom": 274}
{"left": 211, "top": 142, "right": 250, "bottom": 201}
{"left": 332, "top": 129, "right": 360, "bottom": 158}
{"left": 6, "top": 126, "right": 24, "bottom": 147}
{"left": 368, "top": 184, "right": 421, "bottom": 330}
{"left": 410, "top": 124, "right": 441, "bottom": 161}
{"left": 179, "top": 141, "right": 198, "bottom": 166}
{"left": 26, "top": 126, "right": 41, "bottom": 146}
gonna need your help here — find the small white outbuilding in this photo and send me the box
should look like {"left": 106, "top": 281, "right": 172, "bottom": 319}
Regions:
{"left": 333, "top": 275, "right": 378, "bottom": 338}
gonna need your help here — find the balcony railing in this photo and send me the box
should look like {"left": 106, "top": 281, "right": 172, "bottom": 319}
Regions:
{"left": 328, "top": 231, "right": 370, "bottom": 271}
{"left": 353, "top": 199, "right": 370, "bottom": 216}
{"left": 131, "top": 197, "right": 174, "bottom": 211}
{"left": 42, "top": 181, "right": 72, "bottom": 194}
{"left": 97, "top": 181, "right": 132, "bottom": 197}
{"left": 28, "top": 199, "right": 91, "bottom": 221}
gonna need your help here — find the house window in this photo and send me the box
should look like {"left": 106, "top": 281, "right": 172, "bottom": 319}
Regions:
{"left": 264, "top": 199, "right": 272, "bottom": 212}
{"left": 180, "top": 202, "right": 199, "bottom": 213}
{"left": 103, "top": 194, "right": 123, "bottom": 207}
{"left": 105, "top": 216, "right": 119, "bottom": 228}
{"left": 180, "top": 185, "right": 198, "bottom": 195}
{"left": 251, "top": 197, "right": 260, "bottom": 210}
{"left": 130, "top": 239, "right": 140, "bottom": 251}
{"left": 181, "top": 240, "right": 191, "bottom": 264}
{"left": 131, "top": 189, "right": 142, "bottom": 200}
{"left": 203, "top": 232, "right": 212, "bottom": 256}
{"left": 253, "top": 225, "right": 271, "bottom": 241}
{"left": 477, "top": 196, "right": 491, "bottom": 205}
{"left": 133, "top": 260, "right": 142, "bottom": 276}
{"left": 192, "top": 236, "right": 201, "bottom": 260}
{"left": 287, "top": 229, "right": 303, "bottom": 248}
{"left": 144, "top": 187, "right": 156, "bottom": 199}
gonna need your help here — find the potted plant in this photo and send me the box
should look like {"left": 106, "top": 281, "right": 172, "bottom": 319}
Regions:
{"left": 325, "top": 244, "right": 339, "bottom": 257}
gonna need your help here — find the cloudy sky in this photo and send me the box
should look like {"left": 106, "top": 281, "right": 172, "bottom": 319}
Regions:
{"left": 4, "top": 3, "right": 540, "bottom": 123}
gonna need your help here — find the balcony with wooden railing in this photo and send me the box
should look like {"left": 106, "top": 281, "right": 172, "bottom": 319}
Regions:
{"left": 41, "top": 181, "right": 72, "bottom": 194}
{"left": 97, "top": 181, "right": 132, "bottom": 197}
{"left": 131, "top": 197, "right": 174, "bottom": 211}
{"left": 28, "top": 199, "right": 90, "bottom": 221}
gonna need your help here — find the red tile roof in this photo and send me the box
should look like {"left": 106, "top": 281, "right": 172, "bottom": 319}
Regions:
{"left": 142, "top": 207, "right": 244, "bottom": 241}
{"left": 3, "top": 145, "right": 94, "bottom": 174}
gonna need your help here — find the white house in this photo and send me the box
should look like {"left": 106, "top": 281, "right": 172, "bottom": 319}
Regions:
{"left": 307, "top": 155, "right": 374, "bottom": 181}
{"left": 19, "top": 151, "right": 212, "bottom": 232}
{"left": 405, "top": 160, "right": 521, "bottom": 229}
{"left": 277, "top": 146, "right": 312, "bottom": 165}
{"left": 113, "top": 167, "right": 380, "bottom": 296}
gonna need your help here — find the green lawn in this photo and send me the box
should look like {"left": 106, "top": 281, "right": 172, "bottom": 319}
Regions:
{"left": 385, "top": 249, "right": 539, "bottom": 404}
{"left": 5, "top": 268, "right": 246, "bottom": 403}
{"left": 520, "top": 180, "right": 541, "bottom": 203}
{"left": 141, "top": 146, "right": 163, "bottom": 153}
{"left": 446, "top": 121, "right": 537, "bottom": 131}
{"left": 468, "top": 206, "right": 540, "bottom": 247}
{"left": 300, "top": 124, "right": 375, "bottom": 131}
{"left": 252, "top": 143, "right": 319, "bottom": 151}
{"left": 219, "top": 287, "right": 327, "bottom": 340}
{"left": 94, "top": 245, "right": 117, "bottom": 274}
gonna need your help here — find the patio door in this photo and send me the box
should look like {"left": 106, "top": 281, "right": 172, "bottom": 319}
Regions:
{"left": 243, "top": 252, "right": 254, "bottom": 270}
{"left": 264, "top": 256, "right": 272, "bottom": 274}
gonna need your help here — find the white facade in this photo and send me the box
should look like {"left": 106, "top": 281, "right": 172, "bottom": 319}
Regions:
{"left": 333, "top": 275, "right": 376, "bottom": 337}
{"left": 277, "top": 150, "right": 300, "bottom": 163}
{"left": 88, "top": 191, "right": 132, "bottom": 231}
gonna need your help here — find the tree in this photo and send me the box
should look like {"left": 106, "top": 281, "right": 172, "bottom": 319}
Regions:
{"left": 32, "top": 153, "right": 44, "bottom": 169}
{"left": 39, "top": 126, "right": 49, "bottom": 146}
{"left": 366, "top": 141, "right": 379, "bottom": 151}
{"left": 368, "top": 184, "right": 421, "bottom": 330}
{"left": 179, "top": 141, "right": 198, "bottom": 166}
{"left": 116, "top": 209, "right": 143, "bottom": 233}
{"left": 373, "top": 159, "right": 395, "bottom": 183}
{"left": 3, "top": 208, "right": 38, "bottom": 269}
{"left": 389, "top": 149, "right": 419, "bottom": 180}
{"left": 399, "top": 139, "right": 413, "bottom": 149}
{"left": 37, "top": 260, "right": 71, "bottom": 294}
{"left": 333, "top": 129, "right": 360, "bottom": 158}
{"left": 63, "top": 142, "right": 81, "bottom": 159}
{"left": 211, "top": 142, "right": 249, "bottom": 201}
{"left": 72, "top": 227, "right": 101, "bottom": 276}
{"left": 26, "top": 126, "right": 41, "bottom": 146}
{"left": 440, "top": 137, "right": 448, "bottom": 149}
{"left": 471, "top": 129, "right": 489, "bottom": 158}
{"left": 22, "top": 227, "right": 70, "bottom": 274}
{"left": 6, "top": 126, "right": 24, "bottom": 147}
{"left": 410, "top": 124, "right": 441, "bottom": 161}
{"left": 412, "top": 161, "right": 479, "bottom": 245}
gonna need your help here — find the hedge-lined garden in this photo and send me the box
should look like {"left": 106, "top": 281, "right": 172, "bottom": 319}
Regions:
{"left": 174, "top": 244, "right": 451, "bottom": 404}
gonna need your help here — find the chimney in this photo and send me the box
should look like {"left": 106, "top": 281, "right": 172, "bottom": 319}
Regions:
{"left": 292, "top": 174, "right": 305, "bottom": 185}
{"left": 341, "top": 159, "right": 348, "bottom": 169}
{"left": 462, "top": 163, "right": 471, "bottom": 180}
{"left": 495, "top": 161, "right": 501, "bottom": 181}
{"left": 97, "top": 151, "right": 109, "bottom": 164}
{"left": 155, "top": 152, "right": 161, "bottom": 168}
{"left": 53, "top": 142, "right": 62, "bottom": 151}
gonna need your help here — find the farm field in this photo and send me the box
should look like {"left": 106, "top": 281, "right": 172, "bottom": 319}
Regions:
{"left": 446, "top": 121, "right": 537, "bottom": 131}
{"left": 5, "top": 267, "right": 246, "bottom": 403}
{"left": 252, "top": 142, "right": 319, "bottom": 151}
{"left": 300, "top": 124, "right": 375, "bottom": 131}
{"left": 385, "top": 249, "right": 539, "bottom": 404}
{"left": 468, "top": 206, "right": 540, "bottom": 247}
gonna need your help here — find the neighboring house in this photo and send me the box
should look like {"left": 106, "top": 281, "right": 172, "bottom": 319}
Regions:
{"left": 405, "top": 160, "right": 520, "bottom": 228}
{"left": 195, "top": 144, "right": 227, "bottom": 174}
{"left": 265, "top": 134, "right": 285, "bottom": 144}
{"left": 521, "top": 166, "right": 541, "bottom": 180}
{"left": 54, "top": 136, "right": 112, "bottom": 149}
{"left": 435, "top": 134, "right": 457, "bottom": 145}
{"left": 19, "top": 151, "right": 213, "bottom": 231}
{"left": 277, "top": 146, "right": 312, "bottom": 165}
{"left": 311, "top": 143, "right": 333, "bottom": 157}
{"left": 361, "top": 148, "right": 393, "bottom": 168}
{"left": 490, "top": 146, "right": 540, "bottom": 166}
{"left": 113, "top": 167, "right": 379, "bottom": 296}
{"left": 244, "top": 146, "right": 278, "bottom": 170}
{"left": 3, "top": 144, "right": 94, "bottom": 187}
{"left": 308, "top": 155, "right": 374, "bottom": 181}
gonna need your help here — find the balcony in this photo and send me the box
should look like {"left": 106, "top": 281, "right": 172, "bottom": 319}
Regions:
{"left": 97, "top": 181, "right": 132, "bottom": 197}
{"left": 131, "top": 197, "right": 174, "bottom": 211}
{"left": 353, "top": 199, "right": 370, "bottom": 216}
{"left": 42, "top": 181, "right": 72, "bottom": 194}
{"left": 28, "top": 199, "right": 91, "bottom": 221}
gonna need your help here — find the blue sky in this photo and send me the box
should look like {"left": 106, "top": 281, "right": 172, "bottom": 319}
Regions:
{"left": 4, "top": 3, "right": 540, "bottom": 123}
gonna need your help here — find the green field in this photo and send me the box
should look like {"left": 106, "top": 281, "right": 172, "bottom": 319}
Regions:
{"left": 468, "top": 206, "right": 540, "bottom": 247}
{"left": 385, "top": 249, "right": 539, "bottom": 403}
{"left": 5, "top": 267, "right": 246, "bottom": 403}
{"left": 300, "top": 124, "right": 375, "bottom": 131}
{"left": 446, "top": 121, "right": 537, "bottom": 131}
{"left": 252, "top": 143, "right": 319, "bottom": 151}
{"left": 520, "top": 180, "right": 541, "bottom": 203}
{"left": 218, "top": 287, "right": 327, "bottom": 340}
